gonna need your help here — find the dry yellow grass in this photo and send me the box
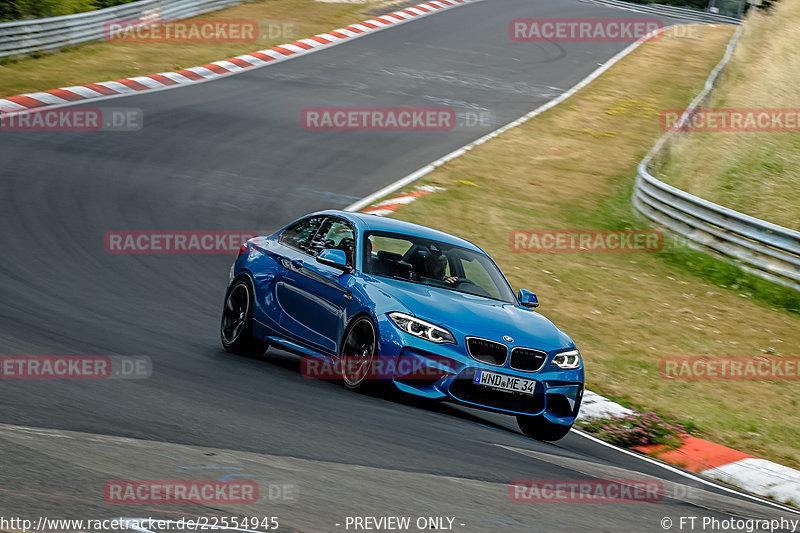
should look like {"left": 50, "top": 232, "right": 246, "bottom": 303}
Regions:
{"left": 389, "top": 25, "right": 800, "bottom": 468}
{"left": 656, "top": 0, "right": 800, "bottom": 229}
{"left": 0, "top": 0, "right": 389, "bottom": 98}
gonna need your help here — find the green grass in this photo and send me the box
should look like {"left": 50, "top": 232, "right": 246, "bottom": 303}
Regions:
{"left": 587, "top": 155, "right": 800, "bottom": 316}
{"left": 1, "top": 0, "right": 98, "bottom": 21}
{"left": 377, "top": 24, "right": 800, "bottom": 468}
{"left": 0, "top": 0, "right": 390, "bottom": 97}
{"left": 654, "top": 0, "right": 800, "bottom": 229}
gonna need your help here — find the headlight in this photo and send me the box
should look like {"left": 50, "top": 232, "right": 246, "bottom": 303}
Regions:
{"left": 388, "top": 312, "right": 456, "bottom": 344}
{"left": 552, "top": 349, "right": 581, "bottom": 369}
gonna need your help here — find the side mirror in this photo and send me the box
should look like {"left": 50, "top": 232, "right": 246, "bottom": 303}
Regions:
{"left": 518, "top": 289, "right": 539, "bottom": 308}
{"left": 316, "top": 248, "right": 351, "bottom": 272}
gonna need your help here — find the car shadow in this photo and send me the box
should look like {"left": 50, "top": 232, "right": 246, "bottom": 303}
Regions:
{"left": 235, "top": 346, "right": 527, "bottom": 439}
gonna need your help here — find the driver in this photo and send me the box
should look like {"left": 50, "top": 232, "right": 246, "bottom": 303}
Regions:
{"left": 422, "top": 247, "right": 458, "bottom": 284}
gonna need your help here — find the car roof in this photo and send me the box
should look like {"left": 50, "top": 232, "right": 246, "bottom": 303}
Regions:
{"left": 313, "top": 210, "right": 485, "bottom": 253}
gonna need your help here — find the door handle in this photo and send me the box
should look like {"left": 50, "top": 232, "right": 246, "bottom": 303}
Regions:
{"left": 343, "top": 292, "right": 352, "bottom": 301}
{"left": 291, "top": 259, "right": 304, "bottom": 268}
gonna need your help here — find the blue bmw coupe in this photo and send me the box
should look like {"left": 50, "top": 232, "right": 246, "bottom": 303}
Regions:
{"left": 221, "top": 210, "right": 584, "bottom": 440}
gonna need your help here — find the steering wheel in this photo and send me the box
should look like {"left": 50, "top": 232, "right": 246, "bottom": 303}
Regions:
{"left": 452, "top": 279, "right": 491, "bottom": 297}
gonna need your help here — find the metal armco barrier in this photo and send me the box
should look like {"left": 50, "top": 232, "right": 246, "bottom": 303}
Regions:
{"left": 0, "top": 0, "right": 244, "bottom": 57}
{"left": 632, "top": 27, "right": 800, "bottom": 291}
{"left": 584, "top": 0, "right": 742, "bottom": 24}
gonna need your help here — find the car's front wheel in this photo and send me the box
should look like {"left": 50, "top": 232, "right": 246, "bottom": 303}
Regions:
{"left": 221, "top": 276, "right": 264, "bottom": 357}
{"left": 340, "top": 316, "right": 378, "bottom": 390}
{"left": 516, "top": 414, "right": 573, "bottom": 441}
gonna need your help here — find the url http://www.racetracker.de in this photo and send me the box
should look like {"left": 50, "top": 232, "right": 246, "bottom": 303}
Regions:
{"left": 0, "top": 516, "right": 281, "bottom": 532}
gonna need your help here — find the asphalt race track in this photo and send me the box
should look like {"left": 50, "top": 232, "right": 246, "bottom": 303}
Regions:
{"left": 0, "top": 0, "right": 797, "bottom": 530}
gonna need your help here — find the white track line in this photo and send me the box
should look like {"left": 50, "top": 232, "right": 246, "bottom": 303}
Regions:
{"left": 0, "top": 0, "right": 486, "bottom": 114}
{"left": 574, "top": 429, "right": 800, "bottom": 515}
{"left": 345, "top": 26, "right": 670, "bottom": 212}
{"left": 339, "top": 23, "right": 800, "bottom": 516}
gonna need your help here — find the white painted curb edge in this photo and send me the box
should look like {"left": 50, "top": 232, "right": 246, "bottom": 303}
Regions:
{"left": 343, "top": 23, "right": 800, "bottom": 511}
{"left": 343, "top": 27, "right": 662, "bottom": 213}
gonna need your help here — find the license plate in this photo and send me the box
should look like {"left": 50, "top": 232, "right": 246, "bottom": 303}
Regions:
{"left": 473, "top": 369, "right": 537, "bottom": 395}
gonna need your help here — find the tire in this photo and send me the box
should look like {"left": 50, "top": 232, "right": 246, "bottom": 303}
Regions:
{"left": 516, "top": 414, "right": 573, "bottom": 441}
{"left": 220, "top": 276, "right": 265, "bottom": 357}
{"left": 340, "top": 316, "right": 378, "bottom": 391}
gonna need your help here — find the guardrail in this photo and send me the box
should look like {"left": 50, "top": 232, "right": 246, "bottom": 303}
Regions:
{"left": 584, "top": 0, "right": 742, "bottom": 24}
{"left": 0, "top": 0, "right": 245, "bottom": 58}
{"left": 632, "top": 27, "right": 800, "bottom": 292}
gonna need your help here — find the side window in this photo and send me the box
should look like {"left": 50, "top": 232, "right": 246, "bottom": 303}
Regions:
{"left": 309, "top": 218, "right": 356, "bottom": 265}
{"left": 279, "top": 216, "right": 324, "bottom": 253}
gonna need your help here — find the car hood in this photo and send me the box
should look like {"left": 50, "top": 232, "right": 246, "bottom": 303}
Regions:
{"left": 373, "top": 276, "right": 573, "bottom": 352}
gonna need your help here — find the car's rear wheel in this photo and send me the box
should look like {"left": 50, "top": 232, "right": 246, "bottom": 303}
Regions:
{"left": 221, "top": 277, "right": 264, "bottom": 357}
{"left": 340, "top": 316, "right": 378, "bottom": 390}
{"left": 516, "top": 414, "right": 573, "bottom": 441}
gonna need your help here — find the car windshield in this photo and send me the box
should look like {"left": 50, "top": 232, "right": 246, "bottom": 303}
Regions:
{"left": 363, "top": 231, "right": 517, "bottom": 304}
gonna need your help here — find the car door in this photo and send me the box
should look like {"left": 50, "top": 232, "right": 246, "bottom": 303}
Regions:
{"left": 277, "top": 216, "right": 356, "bottom": 354}
{"left": 270, "top": 215, "right": 325, "bottom": 337}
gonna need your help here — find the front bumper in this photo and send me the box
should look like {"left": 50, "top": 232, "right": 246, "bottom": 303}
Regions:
{"left": 376, "top": 314, "right": 584, "bottom": 423}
